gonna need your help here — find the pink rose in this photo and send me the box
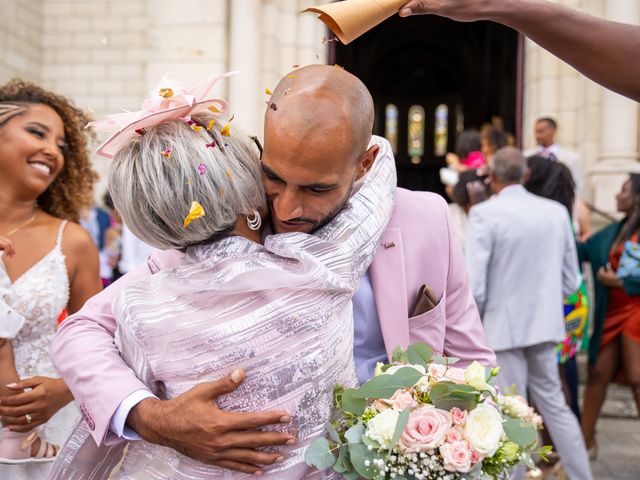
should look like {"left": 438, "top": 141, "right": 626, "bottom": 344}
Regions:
{"left": 451, "top": 407, "right": 467, "bottom": 425}
{"left": 389, "top": 389, "right": 416, "bottom": 411}
{"left": 445, "top": 428, "right": 463, "bottom": 443}
{"left": 443, "top": 367, "right": 467, "bottom": 384}
{"left": 428, "top": 364, "right": 466, "bottom": 384}
{"left": 401, "top": 405, "right": 452, "bottom": 452}
{"left": 471, "top": 450, "right": 482, "bottom": 464}
{"left": 439, "top": 440, "right": 473, "bottom": 473}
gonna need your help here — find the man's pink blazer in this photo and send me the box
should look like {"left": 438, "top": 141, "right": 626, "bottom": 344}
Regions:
{"left": 51, "top": 188, "right": 495, "bottom": 445}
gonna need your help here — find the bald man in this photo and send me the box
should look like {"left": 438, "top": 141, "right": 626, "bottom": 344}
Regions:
{"left": 50, "top": 65, "right": 494, "bottom": 475}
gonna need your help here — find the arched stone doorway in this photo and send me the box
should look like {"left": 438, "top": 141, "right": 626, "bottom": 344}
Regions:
{"left": 333, "top": 15, "right": 520, "bottom": 195}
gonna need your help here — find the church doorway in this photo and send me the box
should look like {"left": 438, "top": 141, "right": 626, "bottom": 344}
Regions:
{"left": 332, "top": 14, "right": 520, "bottom": 195}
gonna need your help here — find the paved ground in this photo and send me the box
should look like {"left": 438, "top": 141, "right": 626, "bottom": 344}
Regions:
{"left": 540, "top": 355, "right": 640, "bottom": 479}
{"left": 589, "top": 416, "right": 640, "bottom": 480}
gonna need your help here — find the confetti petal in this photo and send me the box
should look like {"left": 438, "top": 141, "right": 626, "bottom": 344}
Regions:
{"left": 161, "top": 148, "right": 171, "bottom": 158}
{"left": 208, "top": 105, "right": 221, "bottom": 113}
{"left": 205, "top": 141, "right": 217, "bottom": 148}
{"left": 159, "top": 88, "right": 174, "bottom": 98}
{"left": 135, "top": 128, "right": 146, "bottom": 135}
{"left": 334, "top": 64, "right": 344, "bottom": 69}
{"left": 292, "top": 64, "right": 299, "bottom": 68}
{"left": 269, "top": 103, "right": 278, "bottom": 111}
{"left": 287, "top": 74, "right": 296, "bottom": 79}
{"left": 207, "top": 119, "right": 216, "bottom": 131}
{"left": 221, "top": 124, "right": 231, "bottom": 136}
{"left": 198, "top": 163, "right": 207, "bottom": 175}
{"left": 226, "top": 170, "right": 233, "bottom": 179}
{"left": 191, "top": 124, "right": 203, "bottom": 132}
{"left": 265, "top": 88, "right": 273, "bottom": 95}
{"left": 228, "top": 114, "right": 235, "bottom": 122}
{"left": 183, "top": 201, "right": 205, "bottom": 228}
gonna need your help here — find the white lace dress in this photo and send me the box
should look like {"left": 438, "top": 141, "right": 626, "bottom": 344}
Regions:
{"left": 0, "top": 220, "right": 81, "bottom": 480}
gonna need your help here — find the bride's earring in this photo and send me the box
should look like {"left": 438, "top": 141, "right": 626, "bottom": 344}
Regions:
{"left": 247, "top": 209, "right": 262, "bottom": 231}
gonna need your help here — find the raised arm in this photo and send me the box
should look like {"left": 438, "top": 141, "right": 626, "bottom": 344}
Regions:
{"left": 400, "top": 0, "right": 640, "bottom": 102}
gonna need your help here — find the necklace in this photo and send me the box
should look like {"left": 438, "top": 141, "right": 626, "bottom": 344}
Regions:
{"left": 4, "top": 211, "right": 37, "bottom": 236}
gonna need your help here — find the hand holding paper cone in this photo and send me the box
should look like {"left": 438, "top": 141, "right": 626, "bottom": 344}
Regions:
{"left": 304, "top": 0, "right": 407, "bottom": 44}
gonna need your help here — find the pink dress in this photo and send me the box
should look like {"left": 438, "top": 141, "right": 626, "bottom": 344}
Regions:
{"left": 50, "top": 137, "right": 396, "bottom": 479}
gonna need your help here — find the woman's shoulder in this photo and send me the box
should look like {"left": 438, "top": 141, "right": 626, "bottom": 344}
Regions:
{"left": 44, "top": 215, "right": 98, "bottom": 259}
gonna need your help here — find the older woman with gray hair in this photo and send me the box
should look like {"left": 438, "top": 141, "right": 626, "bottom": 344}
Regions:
{"left": 50, "top": 74, "right": 396, "bottom": 479}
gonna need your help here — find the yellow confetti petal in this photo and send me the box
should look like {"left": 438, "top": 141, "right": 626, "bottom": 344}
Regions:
{"left": 208, "top": 105, "right": 221, "bottom": 113}
{"left": 161, "top": 148, "right": 171, "bottom": 158}
{"left": 159, "top": 88, "right": 174, "bottom": 98}
{"left": 265, "top": 88, "right": 273, "bottom": 95}
{"left": 334, "top": 64, "right": 344, "bottom": 69}
{"left": 221, "top": 124, "right": 231, "bottom": 136}
{"left": 191, "top": 124, "right": 203, "bottom": 132}
{"left": 183, "top": 201, "right": 205, "bottom": 228}
{"left": 287, "top": 74, "right": 296, "bottom": 79}
{"left": 228, "top": 114, "right": 235, "bottom": 122}
{"left": 207, "top": 119, "right": 216, "bottom": 130}
{"left": 226, "top": 170, "right": 233, "bottom": 179}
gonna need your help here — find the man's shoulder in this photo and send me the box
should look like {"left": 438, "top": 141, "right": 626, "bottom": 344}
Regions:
{"left": 387, "top": 188, "right": 450, "bottom": 231}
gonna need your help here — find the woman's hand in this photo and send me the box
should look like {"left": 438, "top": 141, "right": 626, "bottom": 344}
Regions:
{"left": 597, "top": 265, "right": 623, "bottom": 288}
{"left": 0, "top": 377, "right": 73, "bottom": 432}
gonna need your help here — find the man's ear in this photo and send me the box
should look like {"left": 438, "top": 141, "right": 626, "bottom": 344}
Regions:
{"left": 355, "top": 144, "right": 379, "bottom": 181}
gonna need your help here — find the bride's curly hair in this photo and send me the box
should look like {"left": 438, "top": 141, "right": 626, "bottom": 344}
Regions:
{"left": 0, "top": 79, "right": 98, "bottom": 222}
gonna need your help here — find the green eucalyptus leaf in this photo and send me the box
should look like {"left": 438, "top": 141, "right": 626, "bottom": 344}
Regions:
{"left": 353, "top": 367, "right": 422, "bottom": 399}
{"left": 407, "top": 343, "right": 433, "bottom": 367}
{"left": 343, "top": 471, "right": 360, "bottom": 480}
{"left": 333, "top": 444, "right": 351, "bottom": 473}
{"left": 390, "top": 407, "right": 411, "bottom": 449}
{"left": 431, "top": 393, "right": 477, "bottom": 412}
{"left": 324, "top": 421, "right": 341, "bottom": 444}
{"left": 503, "top": 418, "right": 538, "bottom": 448}
{"left": 304, "top": 437, "right": 336, "bottom": 470}
{"left": 392, "top": 346, "right": 408, "bottom": 363}
{"left": 361, "top": 434, "right": 381, "bottom": 449}
{"left": 342, "top": 388, "right": 366, "bottom": 416}
{"left": 349, "top": 443, "right": 379, "bottom": 479}
{"left": 345, "top": 422, "right": 365, "bottom": 444}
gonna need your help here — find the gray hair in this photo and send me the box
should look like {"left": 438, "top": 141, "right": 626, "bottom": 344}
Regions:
{"left": 492, "top": 146, "right": 526, "bottom": 184}
{"left": 108, "top": 112, "right": 265, "bottom": 250}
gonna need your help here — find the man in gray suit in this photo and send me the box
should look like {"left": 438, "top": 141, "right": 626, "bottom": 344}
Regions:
{"left": 465, "top": 147, "right": 592, "bottom": 480}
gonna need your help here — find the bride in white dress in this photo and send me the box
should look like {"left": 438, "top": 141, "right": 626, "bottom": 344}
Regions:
{"left": 0, "top": 80, "right": 102, "bottom": 479}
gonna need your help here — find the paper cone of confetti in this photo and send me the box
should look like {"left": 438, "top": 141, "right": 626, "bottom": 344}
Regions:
{"left": 304, "top": 0, "right": 406, "bottom": 44}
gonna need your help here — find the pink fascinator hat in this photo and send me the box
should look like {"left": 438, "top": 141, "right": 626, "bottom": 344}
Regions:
{"left": 88, "top": 72, "right": 234, "bottom": 159}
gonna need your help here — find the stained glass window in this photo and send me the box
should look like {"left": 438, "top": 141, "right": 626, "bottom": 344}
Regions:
{"left": 384, "top": 104, "right": 398, "bottom": 154}
{"left": 434, "top": 104, "right": 449, "bottom": 157}
{"left": 408, "top": 105, "right": 425, "bottom": 164}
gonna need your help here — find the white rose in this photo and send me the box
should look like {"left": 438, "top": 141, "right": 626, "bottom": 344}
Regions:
{"left": 365, "top": 408, "right": 401, "bottom": 449}
{"left": 463, "top": 404, "right": 504, "bottom": 456}
{"left": 499, "top": 395, "right": 530, "bottom": 419}
{"left": 464, "top": 361, "right": 495, "bottom": 394}
{"left": 384, "top": 364, "right": 427, "bottom": 376}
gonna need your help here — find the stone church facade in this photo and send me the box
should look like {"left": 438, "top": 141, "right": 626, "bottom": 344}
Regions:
{"left": 1, "top": 0, "right": 638, "bottom": 213}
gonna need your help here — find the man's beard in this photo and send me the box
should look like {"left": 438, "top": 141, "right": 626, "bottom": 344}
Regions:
{"left": 268, "top": 183, "right": 353, "bottom": 234}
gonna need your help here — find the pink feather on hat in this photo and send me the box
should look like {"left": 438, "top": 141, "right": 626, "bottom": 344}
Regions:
{"left": 87, "top": 72, "right": 236, "bottom": 159}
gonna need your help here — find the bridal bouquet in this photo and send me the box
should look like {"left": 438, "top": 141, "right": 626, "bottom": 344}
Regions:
{"left": 305, "top": 343, "right": 549, "bottom": 479}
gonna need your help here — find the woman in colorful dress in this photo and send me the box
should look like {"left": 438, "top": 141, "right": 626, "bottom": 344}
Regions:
{"left": 578, "top": 174, "right": 640, "bottom": 458}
